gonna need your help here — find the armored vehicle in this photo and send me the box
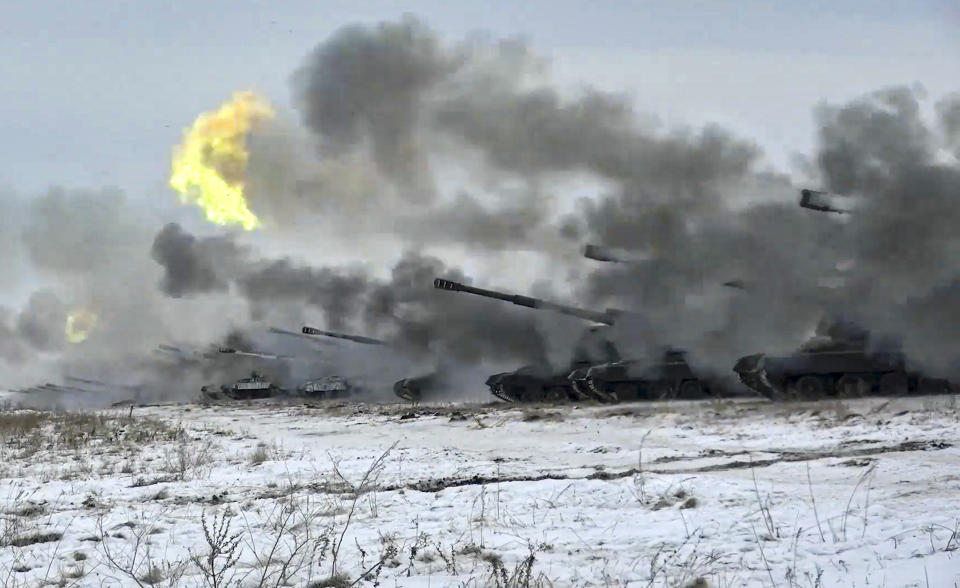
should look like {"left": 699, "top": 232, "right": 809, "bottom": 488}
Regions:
{"left": 300, "top": 326, "right": 442, "bottom": 402}
{"left": 732, "top": 189, "right": 955, "bottom": 401}
{"left": 393, "top": 372, "right": 440, "bottom": 402}
{"left": 483, "top": 324, "right": 622, "bottom": 402}
{"left": 298, "top": 375, "right": 354, "bottom": 398}
{"left": 433, "top": 278, "right": 714, "bottom": 403}
{"left": 733, "top": 319, "right": 953, "bottom": 401}
{"left": 568, "top": 350, "right": 709, "bottom": 402}
{"left": 205, "top": 371, "right": 283, "bottom": 400}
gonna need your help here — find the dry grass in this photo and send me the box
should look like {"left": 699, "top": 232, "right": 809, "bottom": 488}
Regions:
{"left": 1, "top": 409, "right": 184, "bottom": 458}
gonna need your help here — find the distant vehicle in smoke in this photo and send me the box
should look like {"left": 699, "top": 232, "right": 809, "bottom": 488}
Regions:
{"left": 392, "top": 372, "right": 440, "bottom": 402}
{"left": 300, "top": 326, "right": 440, "bottom": 402}
{"left": 729, "top": 189, "right": 956, "bottom": 401}
{"left": 202, "top": 371, "right": 283, "bottom": 400}
{"left": 733, "top": 318, "right": 954, "bottom": 400}
{"left": 433, "top": 278, "right": 717, "bottom": 403}
{"left": 485, "top": 324, "right": 620, "bottom": 402}
{"left": 297, "top": 375, "right": 355, "bottom": 398}
{"left": 215, "top": 338, "right": 365, "bottom": 400}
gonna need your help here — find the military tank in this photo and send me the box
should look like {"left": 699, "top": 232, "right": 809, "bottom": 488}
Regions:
{"left": 578, "top": 245, "right": 729, "bottom": 401}
{"left": 300, "top": 326, "right": 442, "bottom": 402}
{"left": 568, "top": 350, "right": 715, "bottom": 402}
{"left": 731, "top": 189, "right": 955, "bottom": 401}
{"left": 298, "top": 375, "right": 355, "bottom": 398}
{"left": 203, "top": 371, "right": 283, "bottom": 400}
{"left": 733, "top": 318, "right": 953, "bottom": 401}
{"left": 432, "top": 278, "right": 620, "bottom": 402}
{"left": 486, "top": 324, "right": 622, "bottom": 402}
{"left": 433, "top": 278, "right": 715, "bottom": 403}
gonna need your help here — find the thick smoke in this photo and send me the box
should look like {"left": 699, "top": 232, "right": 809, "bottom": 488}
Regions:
{"left": 292, "top": 16, "right": 447, "bottom": 201}
{"left": 150, "top": 223, "right": 560, "bottom": 369}
{"left": 2, "top": 188, "right": 257, "bottom": 398}
{"left": 4, "top": 16, "right": 959, "bottom": 406}
{"left": 151, "top": 223, "right": 241, "bottom": 298}
{"left": 576, "top": 86, "right": 960, "bottom": 378}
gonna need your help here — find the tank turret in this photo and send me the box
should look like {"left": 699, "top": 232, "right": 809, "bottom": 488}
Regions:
{"left": 222, "top": 371, "right": 283, "bottom": 400}
{"left": 433, "top": 279, "right": 628, "bottom": 402}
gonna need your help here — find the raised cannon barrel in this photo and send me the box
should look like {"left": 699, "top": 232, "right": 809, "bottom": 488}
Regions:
{"left": 301, "top": 326, "right": 386, "bottom": 346}
{"left": 433, "top": 278, "right": 620, "bottom": 325}
{"left": 799, "top": 188, "right": 854, "bottom": 214}
{"left": 269, "top": 326, "right": 334, "bottom": 346}
{"left": 583, "top": 244, "right": 649, "bottom": 264}
{"left": 217, "top": 347, "right": 294, "bottom": 360}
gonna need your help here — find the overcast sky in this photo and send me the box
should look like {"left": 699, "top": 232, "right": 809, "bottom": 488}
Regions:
{"left": 1, "top": 0, "right": 957, "bottom": 197}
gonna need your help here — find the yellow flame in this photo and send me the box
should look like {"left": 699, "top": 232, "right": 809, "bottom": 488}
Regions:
{"left": 65, "top": 309, "right": 99, "bottom": 344}
{"left": 170, "top": 91, "right": 274, "bottom": 230}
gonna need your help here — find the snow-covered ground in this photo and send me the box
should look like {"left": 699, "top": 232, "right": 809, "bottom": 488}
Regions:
{"left": 1, "top": 395, "right": 959, "bottom": 587}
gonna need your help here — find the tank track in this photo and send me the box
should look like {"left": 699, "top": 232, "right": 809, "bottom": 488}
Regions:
{"left": 734, "top": 355, "right": 956, "bottom": 401}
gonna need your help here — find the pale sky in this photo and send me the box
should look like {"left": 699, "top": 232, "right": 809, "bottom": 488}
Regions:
{"left": 1, "top": 0, "right": 957, "bottom": 196}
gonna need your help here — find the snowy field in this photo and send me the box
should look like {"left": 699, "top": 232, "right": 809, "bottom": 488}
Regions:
{"left": 1, "top": 395, "right": 959, "bottom": 587}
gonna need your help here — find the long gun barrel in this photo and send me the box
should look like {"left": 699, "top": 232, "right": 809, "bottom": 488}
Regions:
{"left": 799, "top": 188, "right": 854, "bottom": 214}
{"left": 218, "top": 347, "right": 295, "bottom": 360}
{"left": 583, "top": 244, "right": 650, "bottom": 264}
{"left": 301, "top": 327, "right": 386, "bottom": 346}
{"left": 433, "top": 278, "right": 619, "bottom": 325}
{"left": 269, "top": 326, "right": 334, "bottom": 346}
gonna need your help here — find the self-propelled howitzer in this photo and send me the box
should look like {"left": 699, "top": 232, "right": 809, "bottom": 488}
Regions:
{"left": 432, "top": 278, "right": 629, "bottom": 402}
{"left": 300, "top": 326, "right": 439, "bottom": 402}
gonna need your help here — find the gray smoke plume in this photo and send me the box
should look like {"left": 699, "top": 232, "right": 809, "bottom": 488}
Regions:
{"left": 813, "top": 87, "right": 960, "bottom": 375}
{"left": 149, "top": 223, "right": 557, "bottom": 369}
{"left": 1, "top": 188, "right": 255, "bottom": 396}
{"left": 15, "top": 291, "right": 67, "bottom": 352}
{"left": 5, "top": 16, "right": 959, "bottom": 406}
{"left": 576, "top": 86, "right": 960, "bottom": 379}
{"left": 151, "top": 223, "right": 242, "bottom": 298}
{"left": 939, "top": 93, "right": 960, "bottom": 156}
{"left": 291, "top": 15, "right": 448, "bottom": 201}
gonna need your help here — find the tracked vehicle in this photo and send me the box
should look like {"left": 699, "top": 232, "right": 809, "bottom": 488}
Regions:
{"left": 733, "top": 320, "right": 953, "bottom": 401}
{"left": 300, "top": 326, "right": 441, "bottom": 402}
{"left": 201, "top": 371, "right": 283, "bottom": 400}
{"left": 732, "top": 190, "right": 955, "bottom": 401}
{"left": 298, "top": 375, "right": 355, "bottom": 398}
{"left": 433, "top": 278, "right": 714, "bottom": 403}
{"left": 568, "top": 350, "right": 713, "bottom": 402}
